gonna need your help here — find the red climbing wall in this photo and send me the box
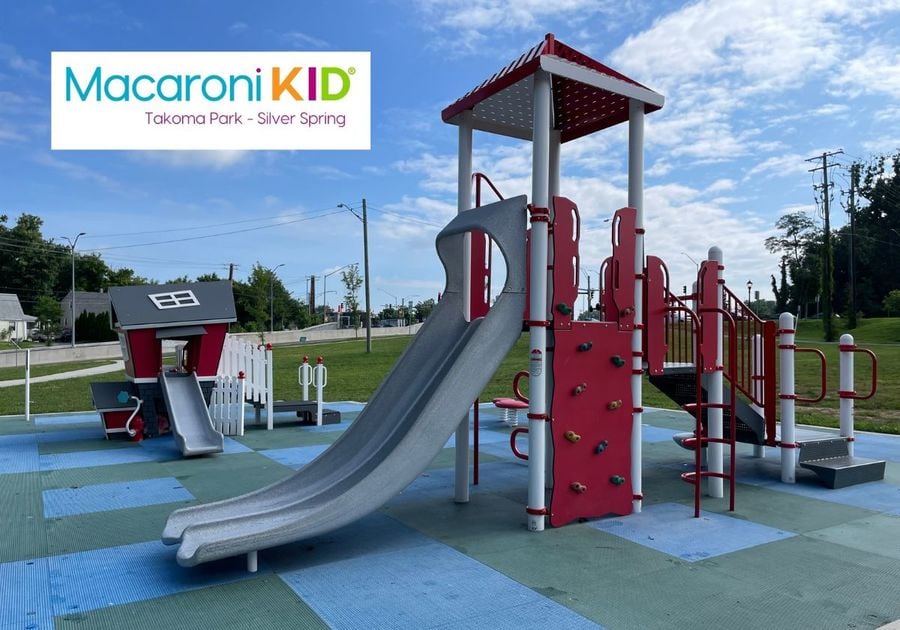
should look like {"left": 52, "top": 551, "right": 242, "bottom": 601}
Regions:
{"left": 550, "top": 322, "right": 634, "bottom": 526}
{"left": 548, "top": 196, "right": 633, "bottom": 527}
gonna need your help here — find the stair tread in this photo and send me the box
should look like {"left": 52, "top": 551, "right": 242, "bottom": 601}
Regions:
{"left": 800, "top": 456, "right": 886, "bottom": 471}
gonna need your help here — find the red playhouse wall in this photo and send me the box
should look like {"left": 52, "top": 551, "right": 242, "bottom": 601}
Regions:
{"left": 124, "top": 328, "right": 162, "bottom": 379}
{"left": 99, "top": 409, "right": 142, "bottom": 435}
{"left": 183, "top": 323, "right": 227, "bottom": 377}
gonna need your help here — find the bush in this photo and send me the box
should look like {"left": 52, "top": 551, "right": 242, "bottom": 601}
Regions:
{"left": 883, "top": 290, "right": 900, "bottom": 317}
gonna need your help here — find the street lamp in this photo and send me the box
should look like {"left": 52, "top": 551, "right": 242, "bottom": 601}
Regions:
{"left": 681, "top": 251, "right": 700, "bottom": 271}
{"left": 267, "top": 263, "right": 285, "bottom": 333}
{"left": 401, "top": 294, "right": 420, "bottom": 325}
{"left": 322, "top": 262, "right": 357, "bottom": 324}
{"left": 62, "top": 232, "right": 86, "bottom": 349}
{"left": 339, "top": 201, "right": 372, "bottom": 353}
{"left": 746, "top": 279, "right": 753, "bottom": 307}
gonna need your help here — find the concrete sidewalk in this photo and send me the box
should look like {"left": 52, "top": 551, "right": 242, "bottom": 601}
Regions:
{"left": 0, "top": 360, "right": 124, "bottom": 388}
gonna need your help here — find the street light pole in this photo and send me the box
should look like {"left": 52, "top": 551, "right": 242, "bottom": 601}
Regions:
{"left": 62, "top": 232, "right": 86, "bottom": 349}
{"left": 268, "top": 263, "right": 284, "bottom": 334}
{"left": 746, "top": 279, "right": 753, "bottom": 309}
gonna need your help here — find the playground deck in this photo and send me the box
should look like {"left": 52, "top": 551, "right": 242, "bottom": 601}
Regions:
{"left": 1, "top": 404, "right": 898, "bottom": 630}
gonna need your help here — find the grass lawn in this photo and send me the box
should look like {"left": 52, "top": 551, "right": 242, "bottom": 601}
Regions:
{"left": 0, "top": 359, "right": 119, "bottom": 382}
{"left": 0, "top": 324, "right": 896, "bottom": 435}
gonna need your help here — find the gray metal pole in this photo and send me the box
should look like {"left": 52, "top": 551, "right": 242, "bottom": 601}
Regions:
{"left": 270, "top": 273, "right": 274, "bottom": 333}
{"left": 363, "top": 198, "right": 372, "bottom": 353}
{"left": 71, "top": 246, "right": 76, "bottom": 348}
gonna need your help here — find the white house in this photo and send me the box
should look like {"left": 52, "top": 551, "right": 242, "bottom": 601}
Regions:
{"left": 0, "top": 293, "right": 36, "bottom": 341}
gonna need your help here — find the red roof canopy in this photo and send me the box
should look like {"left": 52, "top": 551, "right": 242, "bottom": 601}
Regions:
{"left": 442, "top": 34, "right": 664, "bottom": 143}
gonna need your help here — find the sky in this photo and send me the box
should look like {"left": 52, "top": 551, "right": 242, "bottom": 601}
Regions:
{"left": 1, "top": 0, "right": 900, "bottom": 314}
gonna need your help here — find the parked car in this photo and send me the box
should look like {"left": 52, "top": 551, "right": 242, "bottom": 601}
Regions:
{"left": 28, "top": 330, "right": 49, "bottom": 342}
{"left": 57, "top": 328, "right": 72, "bottom": 342}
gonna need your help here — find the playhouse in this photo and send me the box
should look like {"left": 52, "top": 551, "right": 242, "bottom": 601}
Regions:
{"left": 90, "top": 281, "right": 235, "bottom": 445}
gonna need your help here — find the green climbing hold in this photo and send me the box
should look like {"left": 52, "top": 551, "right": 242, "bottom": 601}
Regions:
{"left": 610, "top": 355, "right": 626, "bottom": 367}
{"left": 610, "top": 475, "right": 626, "bottom": 486}
{"left": 556, "top": 303, "right": 572, "bottom": 315}
{"left": 595, "top": 440, "right": 609, "bottom": 454}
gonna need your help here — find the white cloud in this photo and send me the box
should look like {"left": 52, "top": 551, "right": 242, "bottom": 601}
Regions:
{"left": 282, "top": 32, "right": 329, "bottom": 48}
{"left": 745, "top": 153, "right": 811, "bottom": 179}
{"left": 32, "top": 153, "right": 124, "bottom": 192}
{"left": 135, "top": 150, "right": 250, "bottom": 170}
{"left": 705, "top": 178, "right": 737, "bottom": 194}
{"left": 307, "top": 165, "right": 354, "bottom": 180}
{"left": 0, "top": 122, "right": 26, "bottom": 143}
{"left": 830, "top": 44, "right": 900, "bottom": 99}
{"left": 229, "top": 22, "right": 248, "bottom": 33}
{"left": 0, "top": 43, "right": 41, "bottom": 77}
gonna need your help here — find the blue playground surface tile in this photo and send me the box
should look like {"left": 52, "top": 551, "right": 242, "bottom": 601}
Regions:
{"left": 445, "top": 428, "right": 510, "bottom": 448}
{"left": 641, "top": 424, "right": 682, "bottom": 443}
{"left": 35, "top": 412, "right": 102, "bottom": 426}
{"left": 0, "top": 554, "right": 53, "bottom": 630}
{"left": 0, "top": 441, "right": 39, "bottom": 474}
{"left": 738, "top": 465, "right": 900, "bottom": 515}
{"left": 0, "top": 427, "right": 106, "bottom": 448}
{"left": 259, "top": 444, "right": 330, "bottom": 469}
{"left": 590, "top": 502, "right": 795, "bottom": 562}
{"left": 277, "top": 514, "right": 601, "bottom": 629}
{"left": 42, "top": 477, "right": 194, "bottom": 518}
{"left": 852, "top": 431, "right": 900, "bottom": 463}
{"left": 50, "top": 541, "right": 257, "bottom": 616}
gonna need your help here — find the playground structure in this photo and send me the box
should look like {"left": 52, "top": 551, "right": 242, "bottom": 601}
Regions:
{"left": 90, "top": 281, "right": 236, "bottom": 456}
{"left": 163, "top": 34, "right": 883, "bottom": 568}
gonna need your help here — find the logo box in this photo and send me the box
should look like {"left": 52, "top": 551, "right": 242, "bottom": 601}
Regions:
{"left": 51, "top": 51, "right": 371, "bottom": 150}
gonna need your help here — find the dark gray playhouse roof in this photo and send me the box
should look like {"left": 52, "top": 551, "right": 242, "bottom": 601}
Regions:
{"left": 108, "top": 280, "right": 236, "bottom": 330}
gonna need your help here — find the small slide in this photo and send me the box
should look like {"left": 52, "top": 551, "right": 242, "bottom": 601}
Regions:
{"left": 159, "top": 370, "right": 225, "bottom": 457}
{"left": 163, "top": 195, "right": 528, "bottom": 566}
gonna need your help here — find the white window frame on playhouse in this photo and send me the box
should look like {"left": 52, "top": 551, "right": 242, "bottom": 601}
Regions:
{"left": 148, "top": 290, "right": 200, "bottom": 310}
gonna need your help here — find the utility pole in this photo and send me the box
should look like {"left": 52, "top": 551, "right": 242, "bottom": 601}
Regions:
{"left": 227, "top": 262, "right": 235, "bottom": 283}
{"left": 62, "top": 232, "right": 86, "bottom": 349}
{"left": 806, "top": 149, "right": 843, "bottom": 342}
{"left": 362, "top": 198, "right": 372, "bottom": 353}
{"left": 847, "top": 163, "right": 859, "bottom": 329}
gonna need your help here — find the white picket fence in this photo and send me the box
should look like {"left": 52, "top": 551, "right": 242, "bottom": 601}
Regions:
{"left": 209, "top": 375, "right": 246, "bottom": 436}
{"left": 216, "top": 336, "right": 274, "bottom": 430}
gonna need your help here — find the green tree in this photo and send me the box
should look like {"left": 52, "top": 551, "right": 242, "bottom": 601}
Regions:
{"left": 765, "top": 212, "right": 821, "bottom": 317}
{"left": 883, "top": 290, "right": 900, "bottom": 316}
{"left": 340, "top": 264, "right": 363, "bottom": 325}
{"left": 413, "top": 298, "right": 435, "bottom": 322}
{"left": 32, "top": 294, "right": 62, "bottom": 333}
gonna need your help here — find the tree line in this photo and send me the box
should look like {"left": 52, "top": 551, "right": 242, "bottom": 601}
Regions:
{"left": 765, "top": 150, "right": 900, "bottom": 329}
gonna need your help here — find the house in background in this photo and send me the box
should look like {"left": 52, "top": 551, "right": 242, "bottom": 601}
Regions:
{"left": 60, "top": 290, "right": 111, "bottom": 329}
{"left": 0, "top": 293, "right": 36, "bottom": 341}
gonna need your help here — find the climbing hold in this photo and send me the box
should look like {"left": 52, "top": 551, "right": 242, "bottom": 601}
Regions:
{"left": 607, "top": 399, "right": 622, "bottom": 410}
{"left": 610, "top": 475, "right": 626, "bottom": 486}
{"left": 610, "top": 355, "right": 626, "bottom": 367}
{"left": 564, "top": 430, "right": 581, "bottom": 443}
{"left": 556, "top": 303, "right": 572, "bottom": 315}
{"left": 573, "top": 383, "right": 588, "bottom": 396}
{"left": 578, "top": 341, "right": 593, "bottom": 352}
{"left": 570, "top": 482, "right": 588, "bottom": 494}
{"left": 595, "top": 440, "right": 609, "bottom": 454}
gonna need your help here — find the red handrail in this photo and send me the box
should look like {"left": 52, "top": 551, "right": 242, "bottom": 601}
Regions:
{"left": 512, "top": 370, "right": 529, "bottom": 402}
{"left": 795, "top": 347, "right": 828, "bottom": 404}
{"left": 510, "top": 427, "right": 529, "bottom": 460}
{"left": 846, "top": 347, "right": 878, "bottom": 400}
{"left": 473, "top": 172, "right": 505, "bottom": 206}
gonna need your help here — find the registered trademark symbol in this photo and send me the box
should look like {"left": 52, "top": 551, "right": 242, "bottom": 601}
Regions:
{"left": 348, "top": 67, "right": 356, "bottom": 75}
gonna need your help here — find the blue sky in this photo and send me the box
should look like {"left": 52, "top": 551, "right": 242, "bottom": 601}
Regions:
{"left": 2, "top": 0, "right": 899, "bottom": 313}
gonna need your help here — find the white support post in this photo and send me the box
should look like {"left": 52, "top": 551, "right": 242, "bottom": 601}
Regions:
{"left": 546, "top": 128, "right": 561, "bottom": 490}
{"left": 707, "top": 246, "right": 724, "bottom": 498}
{"left": 299, "top": 356, "right": 312, "bottom": 401}
{"left": 527, "top": 70, "right": 551, "bottom": 532}
{"left": 454, "top": 111, "right": 473, "bottom": 504}
{"left": 247, "top": 550, "right": 258, "bottom": 573}
{"left": 751, "top": 333, "right": 765, "bottom": 458}
{"left": 839, "top": 333, "right": 855, "bottom": 456}
{"left": 628, "top": 98, "right": 645, "bottom": 513}
{"left": 24, "top": 348, "right": 31, "bottom": 423}
{"left": 265, "top": 344, "right": 274, "bottom": 431}
{"left": 313, "top": 356, "right": 327, "bottom": 426}
{"left": 778, "top": 312, "right": 797, "bottom": 483}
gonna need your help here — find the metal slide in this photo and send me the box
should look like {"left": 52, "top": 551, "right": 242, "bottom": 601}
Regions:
{"left": 159, "top": 370, "right": 225, "bottom": 457}
{"left": 163, "top": 196, "right": 527, "bottom": 566}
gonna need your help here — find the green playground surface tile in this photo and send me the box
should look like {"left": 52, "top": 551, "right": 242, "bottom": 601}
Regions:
{"left": 163, "top": 453, "right": 293, "bottom": 503}
{"left": 40, "top": 460, "right": 180, "bottom": 490}
{"left": 0, "top": 471, "right": 47, "bottom": 562}
{"left": 45, "top": 504, "right": 174, "bottom": 556}
{"left": 427, "top": 447, "right": 502, "bottom": 471}
{"left": 233, "top": 426, "right": 342, "bottom": 450}
{"left": 53, "top": 574, "right": 328, "bottom": 630}
{"left": 0, "top": 418, "right": 98, "bottom": 437}
{"left": 806, "top": 513, "right": 900, "bottom": 561}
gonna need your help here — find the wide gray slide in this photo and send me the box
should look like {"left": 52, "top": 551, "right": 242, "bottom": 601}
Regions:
{"left": 162, "top": 195, "right": 528, "bottom": 566}
{"left": 159, "top": 370, "right": 225, "bottom": 457}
